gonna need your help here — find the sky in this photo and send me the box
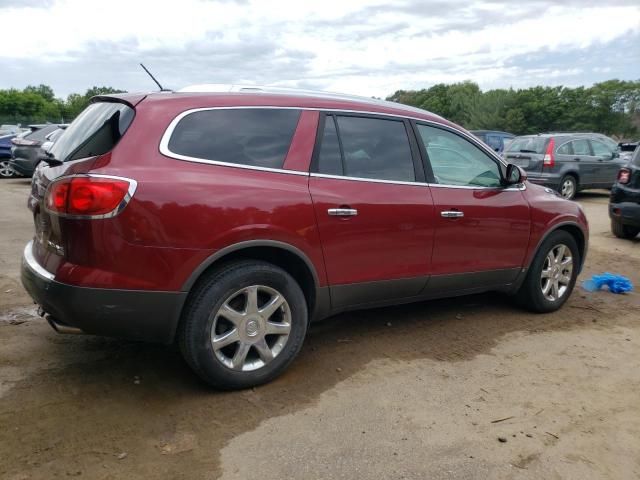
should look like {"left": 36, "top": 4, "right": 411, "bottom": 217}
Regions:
{"left": 0, "top": 0, "right": 639, "bottom": 98}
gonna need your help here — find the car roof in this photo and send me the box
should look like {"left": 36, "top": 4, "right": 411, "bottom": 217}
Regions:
{"left": 470, "top": 130, "right": 514, "bottom": 136}
{"left": 100, "top": 85, "right": 455, "bottom": 128}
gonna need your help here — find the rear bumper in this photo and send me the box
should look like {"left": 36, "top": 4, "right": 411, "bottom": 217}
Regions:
{"left": 21, "top": 240, "right": 187, "bottom": 344}
{"left": 524, "top": 172, "right": 561, "bottom": 189}
{"left": 9, "top": 157, "right": 37, "bottom": 177}
{"left": 610, "top": 201, "right": 640, "bottom": 228}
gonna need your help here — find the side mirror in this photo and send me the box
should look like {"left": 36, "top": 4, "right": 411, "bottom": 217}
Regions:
{"left": 505, "top": 163, "right": 527, "bottom": 185}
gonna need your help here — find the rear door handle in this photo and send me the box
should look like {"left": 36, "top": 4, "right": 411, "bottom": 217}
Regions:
{"left": 441, "top": 210, "right": 464, "bottom": 218}
{"left": 328, "top": 208, "right": 358, "bottom": 217}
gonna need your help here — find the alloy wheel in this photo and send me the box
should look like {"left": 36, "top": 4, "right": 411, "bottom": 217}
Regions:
{"left": 560, "top": 178, "right": 575, "bottom": 199}
{"left": 540, "top": 243, "right": 573, "bottom": 302}
{"left": 211, "top": 285, "right": 291, "bottom": 372}
{"left": 0, "top": 160, "right": 16, "bottom": 178}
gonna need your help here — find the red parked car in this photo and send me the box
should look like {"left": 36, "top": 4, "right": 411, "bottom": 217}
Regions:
{"left": 21, "top": 86, "right": 588, "bottom": 389}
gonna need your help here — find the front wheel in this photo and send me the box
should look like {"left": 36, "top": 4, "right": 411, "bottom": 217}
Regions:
{"left": 179, "top": 260, "right": 308, "bottom": 389}
{"left": 516, "top": 230, "right": 580, "bottom": 313}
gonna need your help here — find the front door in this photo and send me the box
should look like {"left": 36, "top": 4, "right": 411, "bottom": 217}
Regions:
{"left": 413, "top": 123, "right": 531, "bottom": 294}
{"left": 309, "top": 113, "right": 436, "bottom": 308}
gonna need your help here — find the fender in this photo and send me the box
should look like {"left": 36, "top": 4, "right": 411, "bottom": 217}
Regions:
{"left": 526, "top": 220, "right": 588, "bottom": 273}
{"left": 180, "top": 239, "right": 321, "bottom": 292}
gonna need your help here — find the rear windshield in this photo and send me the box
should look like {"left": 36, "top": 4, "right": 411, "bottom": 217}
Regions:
{"left": 25, "top": 125, "right": 59, "bottom": 142}
{"left": 505, "top": 136, "right": 548, "bottom": 154}
{"left": 49, "top": 101, "right": 134, "bottom": 162}
{"left": 167, "top": 108, "right": 301, "bottom": 169}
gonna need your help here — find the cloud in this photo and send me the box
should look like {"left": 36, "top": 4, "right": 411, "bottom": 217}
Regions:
{"left": 0, "top": 0, "right": 638, "bottom": 97}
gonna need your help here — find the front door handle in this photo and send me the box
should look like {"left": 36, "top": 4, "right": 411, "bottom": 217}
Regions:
{"left": 441, "top": 210, "right": 464, "bottom": 218}
{"left": 328, "top": 208, "right": 358, "bottom": 217}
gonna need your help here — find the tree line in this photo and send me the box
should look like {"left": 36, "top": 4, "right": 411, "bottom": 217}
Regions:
{"left": 388, "top": 79, "right": 640, "bottom": 139}
{"left": 1, "top": 80, "right": 638, "bottom": 139}
{"left": 0, "top": 85, "right": 124, "bottom": 126}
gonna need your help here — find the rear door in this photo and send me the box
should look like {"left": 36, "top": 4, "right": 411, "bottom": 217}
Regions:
{"left": 570, "top": 138, "right": 598, "bottom": 186}
{"left": 308, "top": 113, "right": 436, "bottom": 308}
{"left": 414, "top": 123, "right": 530, "bottom": 293}
{"left": 503, "top": 136, "right": 547, "bottom": 173}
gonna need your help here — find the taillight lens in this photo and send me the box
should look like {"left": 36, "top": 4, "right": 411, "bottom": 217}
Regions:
{"left": 618, "top": 168, "right": 630, "bottom": 184}
{"left": 46, "top": 176, "right": 136, "bottom": 217}
{"left": 543, "top": 138, "right": 555, "bottom": 168}
{"left": 12, "top": 138, "right": 38, "bottom": 146}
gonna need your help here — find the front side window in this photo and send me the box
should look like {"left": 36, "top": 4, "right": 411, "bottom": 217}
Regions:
{"left": 591, "top": 140, "right": 613, "bottom": 157}
{"left": 417, "top": 124, "right": 502, "bottom": 187}
{"left": 571, "top": 139, "right": 591, "bottom": 156}
{"left": 317, "top": 115, "right": 415, "bottom": 182}
{"left": 167, "top": 108, "right": 301, "bottom": 169}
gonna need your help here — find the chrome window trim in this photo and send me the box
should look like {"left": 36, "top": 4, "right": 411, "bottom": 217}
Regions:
{"left": 44, "top": 174, "right": 138, "bottom": 219}
{"left": 23, "top": 240, "right": 55, "bottom": 281}
{"left": 310, "top": 172, "right": 525, "bottom": 191}
{"left": 159, "top": 106, "right": 509, "bottom": 177}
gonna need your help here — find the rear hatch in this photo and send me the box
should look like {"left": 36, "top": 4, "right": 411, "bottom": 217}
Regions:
{"left": 503, "top": 136, "right": 549, "bottom": 172}
{"left": 29, "top": 99, "right": 136, "bottom": 273}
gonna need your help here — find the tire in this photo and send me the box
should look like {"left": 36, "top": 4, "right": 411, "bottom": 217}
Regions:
{"left": 559, "top": 175, "right": 577, "bottom": 200}
{"left": 0, "top": 159, "right": 16, "bottom": 178}
{"left": 611, "top": 219, "right": 640, "bottom": 239}
{"left": 516, "top": 230, "right": 580, "bottom": 313}
{"left": 178, "top": 260, "right": 308, "bottom": 390}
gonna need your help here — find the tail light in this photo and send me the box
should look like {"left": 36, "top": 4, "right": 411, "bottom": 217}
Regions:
{"left": 46, "top": 175, "right": 137, "bottom": 218}
{"left": 543, "top": 138, "right": 555, "bottom": 168}
{"left": 12, "top": 138, "right": 38, "bottom": 146}
{"left": 617, "top": 168, "right": 630, "bottom": 185}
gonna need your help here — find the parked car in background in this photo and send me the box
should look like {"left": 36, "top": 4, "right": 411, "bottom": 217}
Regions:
{"left": 610, "top": 146, "right": 640, "bottom": 239}
{"left": 1, "top": 130, "right": 32, "bottom": 178}
{"left": 9, "top": 124, "right": 65, "bottom": 177}
{"left": 503, "top": 133, "right": 624, "bottom": 199}
{"left": 0, "top": 124, "right": 22, "bottom": 136}
{"left": 22, "top": 87, "right": 588, "bottom": 389}
{"left": 470, "top": 130, "right": 514, "bottom": 153}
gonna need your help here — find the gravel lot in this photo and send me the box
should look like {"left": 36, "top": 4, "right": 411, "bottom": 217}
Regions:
{"left": 1, "top": 178, "right": 639, "bottom": 480}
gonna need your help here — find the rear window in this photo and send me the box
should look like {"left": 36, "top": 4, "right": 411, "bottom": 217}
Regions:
{"left": 505, "top": 137, "right": 548, "bottom": 154}
{"left": 25, "top": 125, "right": 59, "bottom": 142}
{"left": 167, "top": 108, "right": 301, "bottom": 169}
{"left": 49, "top": 101, "right": 134, "bottom": 162}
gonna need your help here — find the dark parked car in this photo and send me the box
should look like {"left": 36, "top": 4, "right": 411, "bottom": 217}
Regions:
{"left": 504, "top": 133, "right": 624, "bottom": 200}
{"left": 1, "top": 133, "right": 19, "bottom": 178}
{"left": 610, "top": 146, "right": 640, "bottom": 239}
{"left": 470, "top": 130, "right": 514, "bottom": 153}
{"left": 9, "top": 124, "right": 64, "bottom": 177}
{"left": 22, "top": 87, "right": 588, "bottom": 389}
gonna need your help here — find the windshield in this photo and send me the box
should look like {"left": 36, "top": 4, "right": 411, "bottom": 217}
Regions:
{"left": 50, "top": 101, "right": 134, "bottom": 162}
{"left": 505, "top": 136, "right": 548, "bottom": 154}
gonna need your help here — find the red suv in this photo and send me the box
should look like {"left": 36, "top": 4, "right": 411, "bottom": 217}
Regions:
{"left": 21, "top": 87, "right": 588, "bottom": 389}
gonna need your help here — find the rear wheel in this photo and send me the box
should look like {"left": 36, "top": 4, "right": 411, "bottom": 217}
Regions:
{"left": 611, "top": 219, "right": 640, "bottom": 239}
{"left": 0, "top": 160, "right": 16, "bottom": 178}
{"left": 179, "top": 260, "right": 308, "bottom": 390}
{"left": 516, "top": 230, "right": 579, "bottom": 313}
{"left": 559, "top": 175, "right": 577, "bottom": 200}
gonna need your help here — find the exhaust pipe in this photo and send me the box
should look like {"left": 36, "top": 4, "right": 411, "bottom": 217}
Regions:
{"left": 46, "top": 316, "right": 85, "bottom": 335}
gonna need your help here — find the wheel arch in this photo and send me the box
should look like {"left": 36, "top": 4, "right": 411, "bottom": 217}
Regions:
{"left": 529, "top": 222, "right": 587, "bottom": 273}
{"left": 181, "top": 240, "right": 322, "bottom": 320}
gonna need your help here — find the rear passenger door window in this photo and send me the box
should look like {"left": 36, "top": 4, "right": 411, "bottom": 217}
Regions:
{"left": 317, "top": 115, "right": 416, "bottom": 182}
{"left": 165, "top": 108, "right": 300, "bottom": 169}
{"left": 556, "top": 142, "right": 572, "bottom": 155}
{"left": 571, "top": 139, "right": 591, "bottom": 156}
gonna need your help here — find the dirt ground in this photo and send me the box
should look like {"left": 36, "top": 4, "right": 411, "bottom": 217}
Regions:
{"left": 0, "top": 178, "right": 638, "bottom": 480}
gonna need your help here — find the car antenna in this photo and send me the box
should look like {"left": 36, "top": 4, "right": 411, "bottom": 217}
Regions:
{"left": 139, "top": 63, "right": 170, "bottom": 92}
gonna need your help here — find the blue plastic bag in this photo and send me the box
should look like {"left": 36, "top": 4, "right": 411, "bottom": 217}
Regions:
{"left": 582, "top": 273, "right": 634, "bottom": 294}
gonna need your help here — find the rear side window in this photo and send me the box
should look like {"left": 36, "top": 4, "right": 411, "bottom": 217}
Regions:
{"left": 50, "top": 102, "right": 134, "bottom": 162}
{"left": 167, "top": 109, "right": 300, "bottom": 169}
{"left": 556, "top": 142, "right": 572, "bottom": 155}
{"left": 317, "top": 115, "right": 415, "bottom": 182}
{"left": 317, "top": 116, "right": 343, "bottom": 176}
